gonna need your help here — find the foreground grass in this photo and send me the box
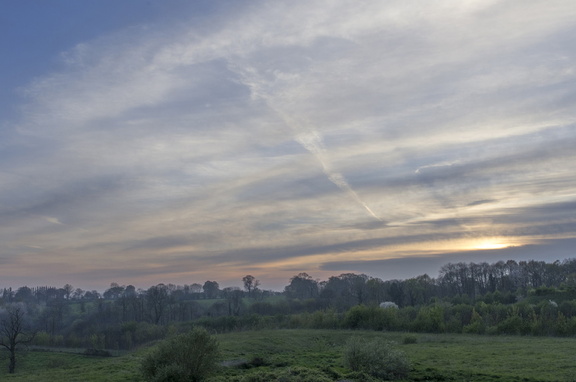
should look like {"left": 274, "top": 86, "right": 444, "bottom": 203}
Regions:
{"left": 2, "top": 330, "right": 576, "bottom": 381}
{"left": 214, "top": 330, "right": 576, "bottom": 381}
{"left": 0, "top": 349, "right": 141, "bottom": 381}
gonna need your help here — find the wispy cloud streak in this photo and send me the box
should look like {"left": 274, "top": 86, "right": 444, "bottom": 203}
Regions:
{"left": 230, "top": 60, "right": 383, "bottom": 221}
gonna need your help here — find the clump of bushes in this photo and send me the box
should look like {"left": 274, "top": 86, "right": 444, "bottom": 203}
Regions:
{"left": 343, "top": 337, "right": 410, "bottom": 380}
{"left": 141, "top": 327, "right": 220, "bottom": 382}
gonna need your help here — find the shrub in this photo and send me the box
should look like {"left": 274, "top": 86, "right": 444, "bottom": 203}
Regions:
{"left": 402, "top": 335, "right": 418, "bottom": 344}
{"left": 343, "top": 305, "right": 394, "bottom": 330}
{"left": 141, "top": 327, "right": 220, "bottom": 382}
{"left": 343, "top": 337, "right": 410, "bottom": 380}
{"left": 236, "top": 356, "right": 269, "bottom": 369}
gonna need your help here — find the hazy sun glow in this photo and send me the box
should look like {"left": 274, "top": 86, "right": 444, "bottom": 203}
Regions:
{"left": 473, "top": 241, "right": 510, "bottom": 250}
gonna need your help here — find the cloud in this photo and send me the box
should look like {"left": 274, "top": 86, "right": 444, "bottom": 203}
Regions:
{"left": 320, "top": 238, "right": 576, "bottom": 281}
{"left": 1, "top": 0, "right": 576, "bottom": 289}
{"left": 467, "top": 199, "right": 497, "bottom": 207}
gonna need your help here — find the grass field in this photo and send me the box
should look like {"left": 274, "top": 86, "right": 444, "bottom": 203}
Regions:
{"left": 2, "top": 329, "right": 576, "bottom": 381}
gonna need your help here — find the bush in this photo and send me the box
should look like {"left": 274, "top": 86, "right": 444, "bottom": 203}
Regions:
{"left": 343, "top": 305, "right": 395, "bottom": 330}
{"left": 343, "top": 337, "right": 410, "bottom": 380}
{"left": 402, "top": 335, "right": 418, "bottom": 344}
{"left": 141, "top": 327, "right": 220, "bottom": 382}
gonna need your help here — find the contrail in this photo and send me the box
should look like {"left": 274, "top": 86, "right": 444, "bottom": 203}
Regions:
{"left": 294, "top": 129, "right": 382, "bottom": 222}
{"left": 230, "top": 63, "right": 382, "bottom": 221}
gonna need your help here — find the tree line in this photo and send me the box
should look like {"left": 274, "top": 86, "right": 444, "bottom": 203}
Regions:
{"left": 4, "top": 259, "right": 575, "bottom": 306}
{"left": 2, "top": 259, "right": 576, "bottom": 362}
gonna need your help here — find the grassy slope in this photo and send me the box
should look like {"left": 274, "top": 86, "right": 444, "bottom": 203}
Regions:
{"left": 2, "top": 330, "right": 576, "bottom": 381}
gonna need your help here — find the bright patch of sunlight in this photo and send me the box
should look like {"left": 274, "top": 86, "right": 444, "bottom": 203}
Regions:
{"left": 473, "top": 240, "right": 510, "bottom": 250}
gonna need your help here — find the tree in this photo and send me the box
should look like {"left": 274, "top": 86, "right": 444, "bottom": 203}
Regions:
{"left": 322, "top": 273, "right": 370, "bottom": 309}
{"left": 366, "top": 277, "right": 386, "bottom": 305}
{"left": 223, "top": 287, "right": 243, "bottom": 316}
{"left": 203, "top": 281, "right": 220, "bottom": 299}
{"left": 72, "top": 288, "right": 85, "bottom": 299}
{"left": 40, "top": 299, "right": 68, "bottom": 335}
{"left": 403, "top": 274, "right": 435, "bottom": 306}
{"left": 14, "top": 286, "right": 33, "bottom": 303}
{"left": 285, "top": 273, "right": 319, "bottom": 300}
{"left": 0, "top": 305, "right": 36, "bottom": 373}
{"left": 190, "top": 283, "right": 203, "bottom": 294}
{"left": 63, "top": 284, "right": 74, "bottom": 300}
{"left": 104, "top": 282, "right": 125, "bottom": 299}
{"left": 242, "top": 275, "right": 260, "bottom": 297}
{"left": 84, "top": 290, "right": 101, "bottom": 299}
{"left": 124, "top": 284, "right": 137, "bottom": 297}
{"left": 141, "top": 327, "right": 220, "bottom": 382}
{"left": 146, "top": 284, "right": 170, "bottom": 324}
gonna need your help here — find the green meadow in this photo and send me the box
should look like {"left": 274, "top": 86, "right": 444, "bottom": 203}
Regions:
{"left": 2, "top": 329, "right": 576, "bottom": 381}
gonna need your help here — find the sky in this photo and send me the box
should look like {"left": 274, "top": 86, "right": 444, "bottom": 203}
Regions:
{"left": 1, "top": 0, "right": 576, "bottom": 292}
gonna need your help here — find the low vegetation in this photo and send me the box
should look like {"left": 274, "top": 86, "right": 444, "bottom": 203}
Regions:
{"left": 2, "top": 329, "right": 576, "bottom": 381}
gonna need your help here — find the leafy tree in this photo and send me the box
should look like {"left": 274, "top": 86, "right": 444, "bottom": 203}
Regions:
{"left": 14, "top": 286, "right": 33, "bottom": 303}
{"left": 124, "top": 284, "right": 137, "bottom": 296}
{"left": 0, "top": 305, "right": 36, "bottom": 374}
{"left": 387, "top": 280, "right": 405, "bottom": 306}
{"left": 190, "top": 283, "right": 203, "bottom": 294}
{"left": 104, "top": 282, "right": 125, "bottom": 299}
{"left": 365, "top": 277, "right": 386, "bottom": 305}
{"left": 403, "top": 274, "right": 436, "bottom": 306}
{"left": 285, "top": 273, "right": 318, "bottom": 300}
{"left": 141, "top": 327, "right": 220, "bottom": 382}
{"left": 84, "top": 290, "right": 101, "bottom": 299}
{"left": 203, "top": 281, "right": 220, "bottom": 299}
{"left": 323, "top": 273, "right": 369, "bottom": 308}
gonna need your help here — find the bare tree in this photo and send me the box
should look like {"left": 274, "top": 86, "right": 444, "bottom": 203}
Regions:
{"left": 146, "top": 284, "right": 170, "bottom": 324}
{"left": 242, "top": 275, "right": 260, "bottom": 297}
{"left": 0, "top": 305, "right": 36, "bottom": 373}
{"left": 223, "top": 287, "right": 243, "bottom": 316}
{"left": 63, "top": 284, "right": 74, "bottom": 300}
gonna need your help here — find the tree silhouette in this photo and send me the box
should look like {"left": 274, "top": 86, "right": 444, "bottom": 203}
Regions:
{"left": 0, "top": 305, "right": 36, "bottom": 373}
{"left": 242, "top": 275, "right": 260, "bottom": 297}
{"left": 203, "top": 281, "right": 220, "bottom": 299}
